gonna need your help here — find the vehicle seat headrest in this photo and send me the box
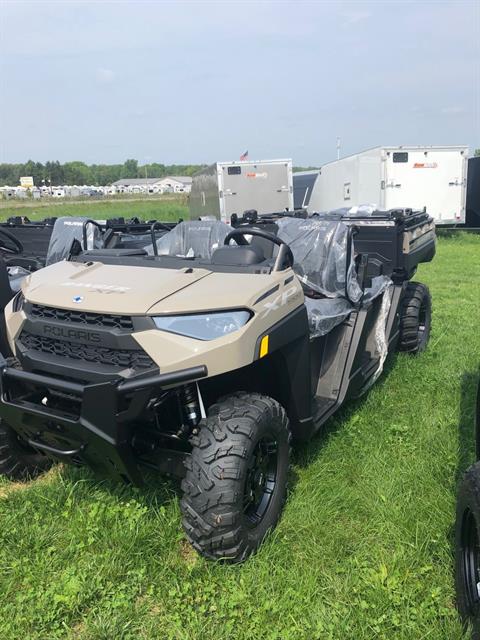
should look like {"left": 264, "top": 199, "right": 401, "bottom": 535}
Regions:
{"left": 45, "top": 217, "right": 103, "bottom": 266}
{"left": 152, "top": 220, "right": 230, "bottom": 259}
{"left": 211, "top": 244, "right": 265, "bottom": 266}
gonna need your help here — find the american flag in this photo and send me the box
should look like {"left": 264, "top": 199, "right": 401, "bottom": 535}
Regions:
{"left": 239, "top": 150, "right": 248, "bottom": 161}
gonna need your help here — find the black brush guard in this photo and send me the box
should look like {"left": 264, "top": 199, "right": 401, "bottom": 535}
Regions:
{"left": 0, "top": 356, "right": 207, "bottom": 484}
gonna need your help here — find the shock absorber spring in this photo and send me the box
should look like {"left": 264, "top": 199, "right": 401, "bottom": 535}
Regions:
{"left": 180, "top": 383, "right": 200, "bottom": 428}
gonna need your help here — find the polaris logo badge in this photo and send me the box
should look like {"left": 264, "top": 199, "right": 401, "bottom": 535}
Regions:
{"left": 73, "top": 295, "right": 84, "bottom": 304}
{"left": 43, "top": 325, "right": 101, "bottom": 343}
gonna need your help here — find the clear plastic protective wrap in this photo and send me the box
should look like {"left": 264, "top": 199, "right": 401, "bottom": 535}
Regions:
{"left": 148, "top": 220, "right": 230, "bottom": 259}
{"left": 304, "top": 297, "right": 353, "bottom": 337}
{"left": 343, "top": 204, "right": 378, "bottom": 216}
{"left": 305, "top": 274, "right": 392, "bottom": 338}
{"left": 361, "top": 275, "right": 392, "bottom": 303}
{"left": 311, "top": 204, "right": 379, "bottom": 218}
{"left": 7, "top": 265, "right": 30, "bottom": 293}
{"left": 276, "top": 217, "right": 362, "bottom": 302}
{"left": 45, "top": 217, "right": 102, "bottom": 266}
{"left": 358, "top": 278, "right": 394, "bottom": 392}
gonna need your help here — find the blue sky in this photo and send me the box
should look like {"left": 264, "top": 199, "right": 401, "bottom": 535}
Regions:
{"left": 0, "top": 0, "right": 478, "bottom": 165}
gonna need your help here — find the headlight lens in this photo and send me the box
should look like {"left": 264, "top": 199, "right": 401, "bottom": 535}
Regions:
{"left": 153, "top": 310, "right": 251, "bottom": 341}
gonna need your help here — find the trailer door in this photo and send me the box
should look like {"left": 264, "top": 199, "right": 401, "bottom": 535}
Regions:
{"left": 221, "top": 162, "right": 293, "bottom": 218}
{"left": 384, "top": 149, "right": 467, "bottom": 224}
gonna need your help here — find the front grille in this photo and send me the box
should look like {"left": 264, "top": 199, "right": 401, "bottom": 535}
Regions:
{"left": 30, "top": 305, "right": 134, "bottom": 331}
{"left": 19, "top": 332, "right": 155, "bottom": 370}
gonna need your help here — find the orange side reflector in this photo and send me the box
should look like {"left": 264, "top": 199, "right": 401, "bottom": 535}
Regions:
{"left": 259, "top": 335, "right": 269, "bottom": 358}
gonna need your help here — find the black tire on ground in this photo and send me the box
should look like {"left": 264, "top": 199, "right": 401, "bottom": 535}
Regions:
{"left": 475, "top": 380, "right": 480, "bottom": 461}
{"left": 455, "top": 461, "right": 480, "bottom": 640}
{"left": 0, "top": 420, "right": 53, "bottom": 481}
{"left": 181, "top": 392, "right": 291, "bottom": 562}
{"left": 397, "top": 281, "right": 432, "bottom": 354}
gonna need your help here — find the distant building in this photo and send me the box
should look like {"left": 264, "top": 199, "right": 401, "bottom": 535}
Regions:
{"left": 154, "top": 176, "right": 192, "bottom": 193}
{"left": 111, "top": 176, "right": 192, "bottom": 194}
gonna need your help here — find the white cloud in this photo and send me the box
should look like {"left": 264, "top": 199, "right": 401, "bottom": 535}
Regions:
{"left": 441, "top": 106, "right": 467, "bottom": 115}
{"left": 95, "top": 68, "right": 115, "bottom": 85}
{"left": 341, "top": 10, "right": 372, "bottom": 25}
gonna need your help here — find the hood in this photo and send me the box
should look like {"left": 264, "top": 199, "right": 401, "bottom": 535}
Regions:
{"left": 22, "top": 260, "right": 212, "bottom": 315}
{"left": 148, "top": 271, "right": 278, "bottom": 315}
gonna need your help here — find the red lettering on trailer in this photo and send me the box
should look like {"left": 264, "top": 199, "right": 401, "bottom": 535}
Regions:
{"left": 413, "top": 162, "right": 438, "bottom": 168}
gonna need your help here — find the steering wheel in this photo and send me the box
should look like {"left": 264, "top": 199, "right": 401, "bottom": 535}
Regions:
{"left": 224, "top": 228, "right": 294, "bottom": 271}
{"left": 0, "top": 228, "right": 23, "bottom": 255}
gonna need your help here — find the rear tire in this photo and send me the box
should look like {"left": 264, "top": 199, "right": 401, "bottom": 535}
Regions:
{"left": 455, "top": 462, "right": 480, "bottom": 640}
{"left": 181, "top": 392, "right": 291, "bottom": 562}
{"left": 397, "top": 281, "right": 431, "bottom": 354}
{"left": 0, "top": 420, "right": 52, "bottom": 481}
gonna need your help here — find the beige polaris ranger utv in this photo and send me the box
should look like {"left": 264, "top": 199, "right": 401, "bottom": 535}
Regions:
{"left": 0, "top": 211, "right": 435, "bottom": 562}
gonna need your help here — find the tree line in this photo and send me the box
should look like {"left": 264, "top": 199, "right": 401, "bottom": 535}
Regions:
{"left": 4, "top": 153, "right": 477, "bottom": 188}
{"left": 0, "top": 159, "right": 322, "bottom": 187}
{"left": 1, "top": 152, "right": 478, "bottom": 187}
{"left": 0, "top": 160, "right": 207, "bottom": 187}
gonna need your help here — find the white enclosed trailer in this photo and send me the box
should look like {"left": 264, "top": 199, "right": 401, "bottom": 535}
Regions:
{"left": 308, "top": 146, "right": 468, "bottom": 225}
{"left": 189, "top": 159, "right": 293, "bottom": 222}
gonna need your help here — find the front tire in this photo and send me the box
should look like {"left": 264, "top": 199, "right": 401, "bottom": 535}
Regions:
{"left": 181, "top": 392, "right": 291, "bottom": 562}
{"left": 455, "top": 462, "right": 480, "bottom": 640}
{"left": 0, "top": 420, "right": 52, "bottom": 481}
{"left": 397, "top": 281, "right": 432, "bottom": 354}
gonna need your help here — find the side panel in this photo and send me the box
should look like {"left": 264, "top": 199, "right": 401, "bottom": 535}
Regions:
{"left": 188, "top": 164, "right": 221, "bottom": 220}
{"left": 357, "top": 148, "right": 383, "bottom": 206}
{"left": 254, "top": 305, "right": 312, "bottom": 429}
{"left": 199, "top": 305, "right": 313, "bottom": 435}
{"left": 466, "top": 156, "right": 480, "bottom": 227}
{"left": 309, "top": 148, "right": 382, "bottom": 212}
{"left": 384, "top": 147, "right": 468, "bottom": 224}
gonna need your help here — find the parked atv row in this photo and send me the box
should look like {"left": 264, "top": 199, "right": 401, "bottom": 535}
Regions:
{"left": 0, "top": 208, "right": 436, "bottom": 562}
{"left": 0, "top": 216, "right": 179, "bottom": 347}
{"left": 0, "top": 215, "right": 179, "bottom": 273}
{"left": 0, "top": 215, "right": 179, "bottom": 315}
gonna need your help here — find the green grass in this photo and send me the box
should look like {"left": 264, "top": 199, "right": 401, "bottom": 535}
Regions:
{"left": 0, "top": 195, "right": 188, "bottom": 223}
{"left": 0, "top": 234, "right": 479, "bottom": 639}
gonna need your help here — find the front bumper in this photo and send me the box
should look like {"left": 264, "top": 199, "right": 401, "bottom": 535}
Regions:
{"left": 0, "top": 356, "right": 207, "bottom": 484}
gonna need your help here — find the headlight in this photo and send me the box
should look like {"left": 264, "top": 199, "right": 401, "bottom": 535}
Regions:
{"left": 153, "top": 310, "right": 251, "bottom": 341}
